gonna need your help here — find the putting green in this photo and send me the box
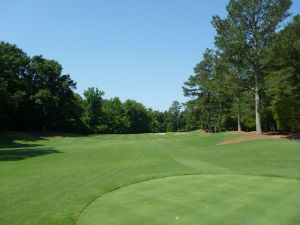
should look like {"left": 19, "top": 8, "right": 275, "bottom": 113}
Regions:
{"left": 77, "top": 174, "right": 300, "bottom": 225}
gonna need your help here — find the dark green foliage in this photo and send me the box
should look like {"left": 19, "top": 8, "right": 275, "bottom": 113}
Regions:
{"left": 0, "top": 42, "right": 87, "bottom": 133}
{"left": 123, "top": 100, "right": 152, "bottom": 133}
{"left": 0, "top": 42, "right": 30, "bottom": 128}
{"left": 182, "top": 0, "right": 298, "bottom": 133}
{"left": 0, "top": 42, "right": 186, "bottom": 134}
{"left": 265, "top": 15, "right": 300, "bottom": 131}
{"left": 212, "top": 0, "right": 292, "bottom": 134}
{"left": 83, "top": 87, "right": 104, "bottom": 131}
{"left": 148, "top": 109, "right": 167, "bottom": 132}
{"left": 183, "top": 50, "right": 215, "bottom": 132}
{"left": 100, "top": 97, "right": 130, "bottom": 133}
{"left": 98, "top": 98, "right": 168, "bottom": 134}
{"left": 181, "top": 100, "right": 202, "bottom": 131}
{"left": 27, "top": 56, "right": 85, "bottom": 132}
{"left": 166, "top": 101, "right": 181, "bottom": 132}
{"left": 183, "top": 49, "right": 228, "bottom": 132}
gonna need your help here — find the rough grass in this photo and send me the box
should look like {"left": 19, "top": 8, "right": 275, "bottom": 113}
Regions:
{"left": 0, "top": 131, "right": 299, "bottom": 225}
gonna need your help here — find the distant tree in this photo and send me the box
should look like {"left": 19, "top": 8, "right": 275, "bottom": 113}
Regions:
{"left": 83, "top": 87, "right": 104, "bottom": 130}
{"left": 148, "top": 109, "right": 165, "bottom": 133}
{"left": 217, "top": 53, "right": 251, "bottom": 131}
{"left": 0, "top": 42, "right": 30, "bottom": 129}
{"left": 28, "top": 55, "right": 80, "bottom": 131}
{"left": 100, "top": 97, "right": 130, "bottom": 133}
{"left": 67, "top": 93, "right": 89, "bottom": 133}
{"left": 124, "top": 100, "right": 152, "bottom": 133}
{"left": 32, "top": 89, "right": 59, "bottom": 131}
{"left": 181, "top": 99, "right": 202, "bottom": 131}
{"left": 166, "top": 101, "right": 181, "bottom": 132}
{"left": 211, "top": 52, "right": 231, "bottom": 132}
{"left": 212, "top": 0, "right": 291, "bottom": 134}
{"left": 183, "top": 49, "right": 216, "bottom": 133}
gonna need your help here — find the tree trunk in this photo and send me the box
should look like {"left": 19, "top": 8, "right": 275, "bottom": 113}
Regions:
{"left": 207, "top": 111, "right": 212, "bottom": 133}
{"left": 42, "top": 109, "right": 47, "bottom": 132}
{"left": 270, "top": 123, "right": 276, "bottom": 132}
{"left": 255, "top": 81, "right": 262, "bottom": 134}
{"left": 218, "top": 101, "right": 222, "bottom": 132}
{"left": 237, "top": 97, "right": 241, "bottom": 132}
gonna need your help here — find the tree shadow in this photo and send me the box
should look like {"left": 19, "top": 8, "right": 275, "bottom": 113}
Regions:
{"left": 0, "top": 148, "right": 62, "bottom": 161}
{"left": 264, "top": 132, "right": 300, "bottom": 141}
{"left": 0, "top": 132, "right": 62, "bottom": 161}
{"left": 284, "top": 132, "right": 300, "bottom": 141}
{"left": 0, "top": 142, "right": 44, "bottom": 149}
{"left": 0, "top": 132, "right": 46, "bottom": 149}
{"left": 28, "top": 131, "right": 85, "bottom": 138}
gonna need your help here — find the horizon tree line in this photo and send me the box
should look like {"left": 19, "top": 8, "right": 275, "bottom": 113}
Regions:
{"left": 1, "top": 0, "right": 299, "bottom": 134}
{"left": 0, "top": 43, "right": 187, "bottom": 133}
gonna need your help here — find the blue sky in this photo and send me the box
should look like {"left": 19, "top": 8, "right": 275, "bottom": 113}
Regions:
{"left": 1, "top": 0, "right": 300, "bottom": 111}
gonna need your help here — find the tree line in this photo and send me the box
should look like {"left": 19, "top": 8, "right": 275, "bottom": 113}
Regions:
{"left": 1, "top": 0, "right": 299, "bottom": 134}
{"left": 0, "top": 42, "right": 190, "bottom": 133}
{"left": 183, "top": 0, "right": 300, "bottom": 133}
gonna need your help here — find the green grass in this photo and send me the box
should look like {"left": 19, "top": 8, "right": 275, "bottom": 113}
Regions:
{"left": 0, "top": 132, "right": 299, "bottom": 225}
{"left": 78, "top": 174, "right": 300, "bottom": 225}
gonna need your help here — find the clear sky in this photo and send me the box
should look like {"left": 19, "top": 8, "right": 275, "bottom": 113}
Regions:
{"left": 1, "top": 0, "right": 300, "bottom": 111}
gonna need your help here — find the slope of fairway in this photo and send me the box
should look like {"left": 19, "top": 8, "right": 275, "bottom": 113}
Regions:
{"left": 78, "top": 174, "right": 300, "bottom": 225}
{"left": 0, "top": 132, "right": 300, "bottom": 225}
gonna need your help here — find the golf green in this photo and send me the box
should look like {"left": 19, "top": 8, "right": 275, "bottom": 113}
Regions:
{"left": 77, "top": 174, "right": 300, "bottom": 225}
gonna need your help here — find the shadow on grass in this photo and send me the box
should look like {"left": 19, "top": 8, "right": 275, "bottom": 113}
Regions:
{"left": 0, "top": 132, "right": 46, "bottom": 149}
{"left": 284, "top": 133, "right": 300, "bottom": 141}
{"left": 0, "top": 132, "right": 63, "bottom": 161}
{"left": 0, "top": 142, "right": 44, "bottom": 149}
{"left": 0, "top": 148, "right": 62, "bottom": 161}
{"left": 264, "top": 132, "right": 300, "bottom": 141}
{"left": 29, "top": 131, "right": 85, "bottom": 138}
